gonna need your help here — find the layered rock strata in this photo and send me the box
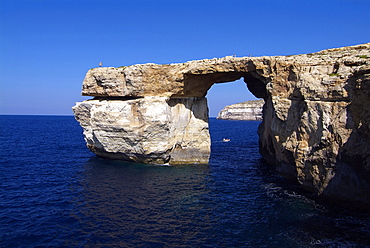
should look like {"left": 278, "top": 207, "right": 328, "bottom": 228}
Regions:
{"left": 217, "top": 99, "right": 264, "bottom": 120}
{"left": 73, "top": 43, "right": 370, "bottom": 207}
{"left": 73, "top": 97, "right": 210, "bottom": 164}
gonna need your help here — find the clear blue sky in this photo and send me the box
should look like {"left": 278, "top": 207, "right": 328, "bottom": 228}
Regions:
{"left": 0, "top": 0, "right": 369, "bottom": 116}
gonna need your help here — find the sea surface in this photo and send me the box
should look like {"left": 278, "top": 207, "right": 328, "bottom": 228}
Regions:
{"left": 1, "top": 115, "right": 369, "bottom": 248}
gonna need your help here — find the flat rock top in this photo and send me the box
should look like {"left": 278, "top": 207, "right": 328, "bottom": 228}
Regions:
{"left": 119, "top": 42, "right": 370, "bottom": 72}
{"left": 81, "top": 43, "right": 370, "bottom": 98}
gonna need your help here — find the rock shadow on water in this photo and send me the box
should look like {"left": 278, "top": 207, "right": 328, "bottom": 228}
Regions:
{"left": 70, "top": 157, "right": 214, "bottom": 247}
{"left": 257, "top": 158, "right": 370, "bottom": 247}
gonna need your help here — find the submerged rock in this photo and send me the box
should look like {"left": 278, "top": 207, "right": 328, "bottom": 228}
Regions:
{"left": 217, "top": 99, "right": 264, "bottom": 120}
{"left": 73, "top": 43, "right": 370, "bottom": 207}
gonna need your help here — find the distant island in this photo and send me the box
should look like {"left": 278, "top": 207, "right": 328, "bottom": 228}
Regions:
{"left": 217, "top": 99, "right": 264, "bottom": 120}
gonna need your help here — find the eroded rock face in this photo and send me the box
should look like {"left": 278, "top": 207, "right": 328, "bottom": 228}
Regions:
{"left": 217, "top": 99, "right": 264, "bottom": 120}
{"left": 257, "top": 46, "right": 370, "bottom": 206}
{"left": 73, "top": 97, "right": 210, "bottom": 164}
{"left": 73, "top": 43, "right": 370, "bottom": 207}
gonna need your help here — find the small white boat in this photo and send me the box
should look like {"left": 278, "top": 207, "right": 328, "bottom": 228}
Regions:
{"left": 222, "top": 138, "right": 230, "bottom": 142}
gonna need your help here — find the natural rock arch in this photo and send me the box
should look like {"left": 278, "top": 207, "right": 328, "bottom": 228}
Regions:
{"left": 73, "top": 56, "right": 272, "bottom": 165}
{"left": 73, "top": 43, "right": 370, "bottom": 207}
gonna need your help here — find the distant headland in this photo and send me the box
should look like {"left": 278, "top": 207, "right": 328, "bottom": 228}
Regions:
{"left": 217, "top": 99, "right": 264, "bottom": 121}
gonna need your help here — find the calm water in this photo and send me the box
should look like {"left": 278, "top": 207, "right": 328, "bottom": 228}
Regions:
{"left": 1, "top": 115, "right": 369, "bottom": 247}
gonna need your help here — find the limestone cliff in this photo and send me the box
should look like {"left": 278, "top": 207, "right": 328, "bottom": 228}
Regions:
{"left": 217, "top": 99, "right": 264, "bottom": 120}
{"left": 73, "top": 97, "right": 210, "bottom": 164}
{"left": 73, "top": 42, "right": 370, "bottom": 207}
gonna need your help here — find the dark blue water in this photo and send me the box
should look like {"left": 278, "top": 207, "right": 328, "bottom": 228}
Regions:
{"left": 1, "top": 116, "right": 369, "bottom": 247}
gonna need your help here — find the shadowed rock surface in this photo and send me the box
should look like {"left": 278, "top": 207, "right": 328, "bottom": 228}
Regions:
{"left": 73, "top": 43, "right": 370, "bottom": 207}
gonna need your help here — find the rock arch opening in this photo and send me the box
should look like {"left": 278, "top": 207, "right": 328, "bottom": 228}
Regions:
{"left": 206, "top": 78, "right": 257, "bottom": 117}
{"left": 188, "top": 71, "right": 268, "bottom": 119}
{"left": 204, "top": 76, "right": 265, "bottom": 164}
{"left": 181, "top": 71, "right": 268, "bottom": 100}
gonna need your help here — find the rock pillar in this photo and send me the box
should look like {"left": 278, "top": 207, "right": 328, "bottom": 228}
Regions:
{"left": 73, "top": 96, "right": 210, "bottom": 164}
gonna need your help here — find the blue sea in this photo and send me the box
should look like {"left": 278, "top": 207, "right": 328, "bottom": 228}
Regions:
{"left": 1, "top": 115, "right": 370, "bottom": 247}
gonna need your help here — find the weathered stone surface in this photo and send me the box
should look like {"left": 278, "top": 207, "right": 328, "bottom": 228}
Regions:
{"left": 256, "top": 45, "right": 370, "bottom": 206}
{"left": 73, "top": 97, "right": 210, "bottom": 164}
{"left": 217, "top": 99, "right": 264, "bottom": 120}
{"left": 82, "top": 67, "right": 126, "bottom": 96}
{"left": 74, "top": 42, "right": 370, "bottom": 207}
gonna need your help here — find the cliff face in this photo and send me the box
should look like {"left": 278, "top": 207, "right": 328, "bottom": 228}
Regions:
{"left": 217, "top": 99, "right": 264, "bottom": 120}
{"left": 256, "top": 47, "right": 370, "bottom": 206}
{"left": 73, "top": 43, "right": 370, "bottom": 206}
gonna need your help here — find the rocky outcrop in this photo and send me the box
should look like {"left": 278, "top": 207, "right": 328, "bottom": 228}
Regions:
{"left": 217, "top": 99, "right": 264, "bottom": 120}
{"left": 256, "top": 46, "right": 370, "bottom": 207}
{"left": 73, "top": 97, "right": 210, "bottom": 164}
{"left": 73, "top": 43, "right": 370, "bottom": 207}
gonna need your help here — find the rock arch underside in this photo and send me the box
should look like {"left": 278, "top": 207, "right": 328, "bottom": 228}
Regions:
{"left": 73, "top": 43, "right": 370, "bottom": 207}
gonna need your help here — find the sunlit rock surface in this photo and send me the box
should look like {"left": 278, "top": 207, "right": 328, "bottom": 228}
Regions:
{"left": 73, "top": 97, "right": 210, "bottom": 164}
{"left": 217, "top": 99, "right": 264, "bottom": 120}
{"left": 74, "top": 43, "right": 370, "bottom": 207}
